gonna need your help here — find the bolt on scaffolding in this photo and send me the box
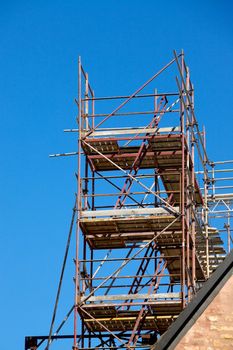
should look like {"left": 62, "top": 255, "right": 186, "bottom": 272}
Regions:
{"left": 25, "top": 51, "right": 233, "bottom": 350}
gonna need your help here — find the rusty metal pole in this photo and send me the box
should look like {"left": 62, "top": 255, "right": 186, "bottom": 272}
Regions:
{"left": 85, "top": 72, "right": 89, "bottom": 132}
{"left": 92, "top": 90, "right": 95, "bottom": 130}
{"left": 74, "top": 56, "right": 82, "bottom": 350}
{"left": 226, "top": 214, "right": 231, "bottom": 254}
{"left": 203, "top": 126, "right": 209, "bottom": 278}
{"left": 180, "top": 50, "right": 186, "bottom": 308}
{"left": 185, "top": 65, "right": 191, "bottom": 301}
{"left": 228, "top": 214, "right": 231, "bottom": 254}
{"left": 81, "top": 189, "right": 87, "bottom": 350}
{"left": 191, "top": 83, "right": 196, "bottom": 290}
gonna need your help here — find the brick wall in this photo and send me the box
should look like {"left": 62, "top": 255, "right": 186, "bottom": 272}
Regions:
{"left": 174, "top": 274, "right": 233, "bottom": 350}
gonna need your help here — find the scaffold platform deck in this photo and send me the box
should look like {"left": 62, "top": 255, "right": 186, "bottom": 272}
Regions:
{"left": 83, "top": 134, "right": 203, "bottom": 205}
{"left": 80, "top": 300, "right": 182, "bottom": 334}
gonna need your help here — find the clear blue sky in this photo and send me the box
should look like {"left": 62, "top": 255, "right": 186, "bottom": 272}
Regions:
{"left": 0, "top": 1, "right": 233, "bottom": 349}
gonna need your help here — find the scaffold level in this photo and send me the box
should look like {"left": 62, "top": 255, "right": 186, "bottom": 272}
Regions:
{"left": 25, "top": 51, "right": 233, "bottom": 350}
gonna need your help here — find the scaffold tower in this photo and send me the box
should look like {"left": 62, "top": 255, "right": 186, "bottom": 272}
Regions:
{"left": 25, "top": 51, "right": 233, "bottom": 350}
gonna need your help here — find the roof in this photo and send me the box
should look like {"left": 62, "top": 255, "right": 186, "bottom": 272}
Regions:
{"left": 152, "top": 249, "right": 233, "bottom": 350}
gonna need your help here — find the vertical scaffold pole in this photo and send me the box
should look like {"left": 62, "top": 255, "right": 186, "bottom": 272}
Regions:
{"left": 203, "top": 126, "right": 209, "bottom": 279}
{"left": 180, "top": 50, "right": 186, "bottom": 308}
{"left": 185, "top": 65, "right": 191, "bottom": 301}
{"left": 74, "top": 56, "right": 82, "bottom": 350}
{"left": 226, "top": 213, "right": 231, "bottom": 254}
{"left": 191, "top": 83, "right": 196, "bottom": 290}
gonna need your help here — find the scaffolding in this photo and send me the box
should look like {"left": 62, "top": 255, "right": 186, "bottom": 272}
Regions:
{"left": 25, "top": 51, "right": 233, "bottom": 350}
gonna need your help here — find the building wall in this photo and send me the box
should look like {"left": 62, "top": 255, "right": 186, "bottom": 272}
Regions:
{"left": 174, "top": 274, "right": 233, "bottom": 350}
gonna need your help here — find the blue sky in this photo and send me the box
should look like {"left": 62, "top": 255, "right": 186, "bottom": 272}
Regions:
{"left": 0, "top": 0, "right": 233, "bottom": 349}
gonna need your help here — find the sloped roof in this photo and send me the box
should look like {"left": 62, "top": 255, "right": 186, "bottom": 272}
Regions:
{"left": 152, "top": 249, "right": 233, "bottom": 350}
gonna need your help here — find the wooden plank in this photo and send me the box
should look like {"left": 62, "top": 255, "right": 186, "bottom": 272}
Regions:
{"left": 85, "top": 231, "right": 182, "bottom": 238}
{"left": 84, "top": 126, "right": 181, "bottom": 137}
{"left": 81, "top": 292, "right": 181, "bottom": 302}
{"left": 83, "top": 315, "right": 179, "bottom": 322}
{"left": 82, "top": 301, "right": 182, "bottom": 311}
{"left": 80, "top": 207, "right": 179, "bottom": 218}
